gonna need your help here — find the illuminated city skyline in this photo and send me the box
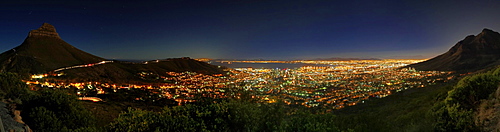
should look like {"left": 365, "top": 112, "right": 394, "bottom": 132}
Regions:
{"left": 27, "top": 59, "right": 453, "bottom": 109}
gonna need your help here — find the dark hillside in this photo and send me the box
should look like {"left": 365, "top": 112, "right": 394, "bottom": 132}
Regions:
{"left": 0, "top": 23, "right": 225, "bottom": 82}
{"left": 331, "top": 80, "right": 455, "bottom": 131}
{"left": 137, "top": 58, "right": 225, "bottom": 75}
{"left": 59, "top": 58, "right": 226, "bottom": 83}
{"left": 0, "top": 23, "right": 104, "bottom": 74}
{"left": 408, "top": 29, "right": 500, "bottom": 72}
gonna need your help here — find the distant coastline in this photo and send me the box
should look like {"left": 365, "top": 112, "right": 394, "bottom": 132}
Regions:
{"left": 210, "top": 61, "right": 333, "bottom": 69}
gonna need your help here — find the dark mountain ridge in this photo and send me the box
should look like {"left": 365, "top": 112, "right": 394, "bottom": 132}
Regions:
{"left": 408, "top": 28, "right": 500, "bottom": 72}
{"left": 0, "top": 23, "right": 225, "bottom": 82}
{"left": 61, "top": 58, "right": 225, "bottom": 83}
{"left": 0, "top": 23, "right": 104, "bottom": 74}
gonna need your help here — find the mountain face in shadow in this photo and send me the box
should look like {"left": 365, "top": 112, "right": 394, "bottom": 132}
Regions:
{"left": 408, "top": 29, "right": 500, "bottom": 72}
{"left": 0, "top": 23, "right": 225, "bottom": 82}
{"left": 0, "top": 23, "right": 104, "bottom": 74}
{"left": 61, "top": 58, "right": 226, "bottom": 83}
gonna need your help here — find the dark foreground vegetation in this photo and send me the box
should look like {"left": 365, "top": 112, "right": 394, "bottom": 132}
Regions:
{"left": 2, "top": 66, "right": 500, "bottom": 131}
{"left": 432, "top": 67, "right": 500, "bottom": 131}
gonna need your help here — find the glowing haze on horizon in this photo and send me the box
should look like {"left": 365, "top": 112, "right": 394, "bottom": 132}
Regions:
{"left": 1, "top": 0, "right": 500, "bottom": 60}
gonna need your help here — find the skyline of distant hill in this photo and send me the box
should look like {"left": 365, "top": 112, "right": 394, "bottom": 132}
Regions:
{"left": 0, "top": 23, "right": 104, "bottom": 74}
{"left": 0, "top": 23, "right": 226, "bottom": 82}
{"left": 408, "top": 28, "right": 500, "bottom": 72}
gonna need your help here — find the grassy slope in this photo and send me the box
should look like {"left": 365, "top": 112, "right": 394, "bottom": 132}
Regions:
{"left": 81, "top": 101, "right": 165, "bottom": 127}
{"left": 332, "top": 81, "right": 456, "bottom": 131}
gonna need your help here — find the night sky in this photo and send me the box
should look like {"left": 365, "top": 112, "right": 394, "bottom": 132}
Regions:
{"left": 1, "top": 0, "right": 500, "bottom": 60}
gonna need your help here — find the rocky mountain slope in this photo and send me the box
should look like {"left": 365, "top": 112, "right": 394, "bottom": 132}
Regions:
{"left": 0, "top": 23, "right": 104, "bottom": 74}
{"left": 408, "top": 29, "right": 500, "bottom": 72}
{"left": 0, "top": 23, "right": 226, "bottom": 82}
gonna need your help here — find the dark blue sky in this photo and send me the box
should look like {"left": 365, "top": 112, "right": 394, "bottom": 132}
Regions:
{"left": 1, "top": 0, "right": 500, "bottom": 60}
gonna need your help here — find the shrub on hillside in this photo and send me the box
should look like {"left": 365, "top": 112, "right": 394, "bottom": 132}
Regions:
{"left": 22, "top": 90, "right": 96, "bottom": 131}
{"left": 109, "top": 100, "right": 340, "bottom": 132}
{"left": 433, "top": 68, "right": 500, "bottom": 131}
{"left": 0, "top": 72, "right": 30, "bottom": 101}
